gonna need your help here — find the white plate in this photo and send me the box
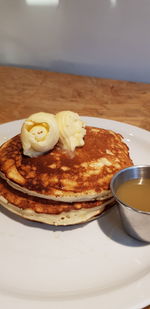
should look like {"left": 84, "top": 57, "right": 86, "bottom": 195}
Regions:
{"left": 0, "top": 117, "right": 150, "bottom": 309}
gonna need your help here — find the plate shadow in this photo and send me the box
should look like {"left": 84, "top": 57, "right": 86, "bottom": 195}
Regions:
{"left": 97, "top": 205, "right": 149, "bottom": 247}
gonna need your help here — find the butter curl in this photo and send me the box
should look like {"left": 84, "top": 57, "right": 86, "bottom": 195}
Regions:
{"left": 21, "top": 112, "right": 59, "bottom": 157}
{"left": 56, "top": 111, "right": 86, "bottom": 152}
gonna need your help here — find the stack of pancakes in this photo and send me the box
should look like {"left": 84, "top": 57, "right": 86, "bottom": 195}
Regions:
{"left": 0, "top": 126, "right": 133, "bottom": 225}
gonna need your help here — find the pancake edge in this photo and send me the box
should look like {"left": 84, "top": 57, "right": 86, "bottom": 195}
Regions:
{"left": 0, "top": 194, "right": 114, "bottom": 226}
{"left": 0, "top": 171, "right": 112, "bottom": 202}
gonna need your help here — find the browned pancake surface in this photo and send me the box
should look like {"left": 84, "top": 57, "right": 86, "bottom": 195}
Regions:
{"left": 0, "top": 178, "right": 113, "bottom": 214}
{"left": 0, "top": 126, "right": 133, "bottom": 200}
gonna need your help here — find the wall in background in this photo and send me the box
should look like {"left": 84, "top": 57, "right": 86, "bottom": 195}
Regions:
{"left": 0, "top": 0, "right": 150, "bottom": 83}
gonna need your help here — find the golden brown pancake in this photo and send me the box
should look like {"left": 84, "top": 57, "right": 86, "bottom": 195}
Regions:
{"left": 0, "top": 126, "right": 133, "bottom": 202}
{"left": 0, "top": 178, "right": 115, "bottom": 225}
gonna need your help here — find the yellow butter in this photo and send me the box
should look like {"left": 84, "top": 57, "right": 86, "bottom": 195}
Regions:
{"left": 56, "top": 111, "right": 86, "bottom": 152}
{"left": 21, "top": 112, "right": 59, "bottom": 157}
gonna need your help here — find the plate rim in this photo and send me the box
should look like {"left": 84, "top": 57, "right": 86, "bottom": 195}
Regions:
{"left": 0, "top": 117, "right": 149, "bottom": 309}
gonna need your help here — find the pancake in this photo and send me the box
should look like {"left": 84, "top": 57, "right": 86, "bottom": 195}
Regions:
{"left": 0, "top": 178, "right": 115, "bottom": 225}
{"left": 0, "top": 126, "right": 133, "bottom": 202}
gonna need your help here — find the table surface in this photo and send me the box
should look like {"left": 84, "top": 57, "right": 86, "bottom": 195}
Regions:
{"left": 0, "top": 66, "right": 149, "bottom": 309}
{"left": 0, "top": 66, "right": 150, "bottom": 130}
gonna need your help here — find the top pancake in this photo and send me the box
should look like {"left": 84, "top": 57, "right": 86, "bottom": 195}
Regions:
{"left": 0, "top": 126, "right": 133, "bottom": 202}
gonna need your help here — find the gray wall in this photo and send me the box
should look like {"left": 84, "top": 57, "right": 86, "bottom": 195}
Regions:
{"left": 0, "top": 0, "right": 150, "bottom": 83}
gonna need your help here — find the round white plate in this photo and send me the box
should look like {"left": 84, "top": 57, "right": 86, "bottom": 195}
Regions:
{"left": 0, "top": 117, "right": 149, "bottom": 309}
